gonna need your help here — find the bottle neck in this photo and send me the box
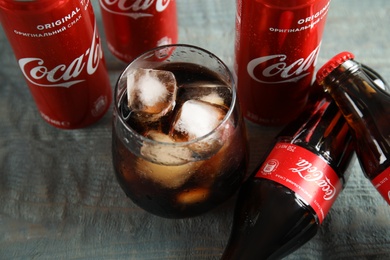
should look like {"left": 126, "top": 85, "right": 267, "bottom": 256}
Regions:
{"left": 322, "top": 60, "right": 390, "bottom": 174}
{"left": 323, "top": 59, "right": 390, "bottom": 100}
{"left": 322, "top": 60, "right": 390, "bottom": 130}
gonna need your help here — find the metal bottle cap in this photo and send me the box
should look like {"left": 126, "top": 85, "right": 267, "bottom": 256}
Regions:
{"left": 316, "top": 52, "right": 355, "bottom": 84}
{"left": 316, "top": 51, "right": 389, "bottom": 92}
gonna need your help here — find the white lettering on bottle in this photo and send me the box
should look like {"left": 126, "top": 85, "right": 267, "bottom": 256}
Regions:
{"left": 18, "top": 23, "right": 103, "bottom": 88}
{"left": 99, "top": 0, "right": 170, "bottom": 19}
{"left": 247, "top": 44, "right": 321, "bottom": 84}
{"left": 289, "top": 158, "right": 337, "bottom": 200}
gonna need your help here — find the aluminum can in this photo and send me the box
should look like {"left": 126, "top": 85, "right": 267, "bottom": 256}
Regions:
{"left": 235, "top": 0, "right": 331, "bottom": 126}
{"left": 99, "top": 0, "right": 178, "bottom": 63}
{"left": 0, "top": 0, "right": 112, "bottom": 129}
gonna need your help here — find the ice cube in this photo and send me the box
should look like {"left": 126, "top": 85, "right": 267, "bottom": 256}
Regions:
{"left": 171, "top": 100, "right": 228, "bottom": 158}
{"left": 172, "top": 100, "right": 227, "bottom": 140}
{"left": 140, "top": 130, "right": 193, "bottom": 165}
{"left": 138, "top": 131, "right": 201, "bottom": 188}
{"left": 177, "top": 82, "right": 232, "bottom": 108}
{"left": 176, "top": 188, "right": 210, "bottom": 205}
{"left": 136, "top": 158, "right": 201, "bottom": 189}
{"left": 126, "top": 68, "right": 177, "bottom": 121}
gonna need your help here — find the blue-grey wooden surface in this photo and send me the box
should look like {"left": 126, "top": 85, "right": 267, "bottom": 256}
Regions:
{"left": 1, "top": 1, "right": 389, "bottom": 259}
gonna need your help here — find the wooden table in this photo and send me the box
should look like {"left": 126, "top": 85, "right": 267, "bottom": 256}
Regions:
{"left": 1, "top": 1, "right": 389, "bottom": 259}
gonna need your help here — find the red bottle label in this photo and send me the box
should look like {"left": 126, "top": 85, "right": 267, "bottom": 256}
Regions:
{"left": 255, "top": 142, "right": 342, "bottom": 223}
{"left": 371, "top": 168, "right": 390, "bottom": 205}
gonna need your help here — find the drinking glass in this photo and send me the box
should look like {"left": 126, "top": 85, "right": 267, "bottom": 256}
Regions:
{"left": 112, "top": 44, "right": 248, "bottom": 218}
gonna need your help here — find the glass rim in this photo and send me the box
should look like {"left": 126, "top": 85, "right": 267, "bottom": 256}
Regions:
{"left": 114, "top": 43, "right": 237, "bottom": 147}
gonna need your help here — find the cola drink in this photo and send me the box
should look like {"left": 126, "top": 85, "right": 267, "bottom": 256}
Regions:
{"left": 99, "top": 0, "right": 178, "bottom": 63}
{"left": 0, "top": 0, "right": 112, "bottom": 129}
{"left": 221, "top": 86, "right": 355, "bottom": 259}
{"left": 316, "top": 52, "right": 390, "bottom": 205}
{"left": 235, "top": 0, "right": 330, "bottom": 125}
{"left": 112, "top": 45, "right": 248, "bottom": 218}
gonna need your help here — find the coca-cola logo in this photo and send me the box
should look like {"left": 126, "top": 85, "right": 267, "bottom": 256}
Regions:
{"left": 18, "top": 23, "right": 103, "bottom": 88}
{"left": 289, "top": 158, "right": 337, "bottom": 200}
{"left": 247, "top": 44, "right": 321, "bottom": 84}
{"left": 99, "top": 0, "right": 170, "bottom": 19}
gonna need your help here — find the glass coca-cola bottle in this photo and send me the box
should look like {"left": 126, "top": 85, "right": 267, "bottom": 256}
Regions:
{"left": 316, "top": 52, "right": 390, "bottom": 205}
{"left": 221, "top": 86, "right": 355, "bottom": 259}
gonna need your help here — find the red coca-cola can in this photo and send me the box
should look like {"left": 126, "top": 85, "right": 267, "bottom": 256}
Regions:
{"left": 0, "top": 0, "right": 112, "bottom": 129}
{"left": 235, "top": 0, "right": 330, "bottom": 126}
{"left": 99, "top": 0, "right": 178, "bottom": 63}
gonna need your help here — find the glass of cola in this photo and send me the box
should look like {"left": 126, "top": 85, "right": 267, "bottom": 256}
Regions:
{"left": 112, "top": 44, "right": 248, "bottom": 218}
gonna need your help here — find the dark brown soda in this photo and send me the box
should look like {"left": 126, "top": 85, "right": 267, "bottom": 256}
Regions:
{"left": 112, "top": 62, "right": 248, "bottom": 218}
{"left": 112, "top": 132, "right": 247, "bottom": 218}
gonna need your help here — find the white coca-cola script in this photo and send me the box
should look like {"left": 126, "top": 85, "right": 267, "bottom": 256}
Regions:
{"left": 18, "top": 23, "right": 103, "bottom": 88}
{"left": 99, "top": 0, "right": 170, "bottom": 19}
{"left": 289, "top": 158, "right": 337, "bottom": 200}
{"left": 247, "top": 44, "right": 321, "bottom": 84}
